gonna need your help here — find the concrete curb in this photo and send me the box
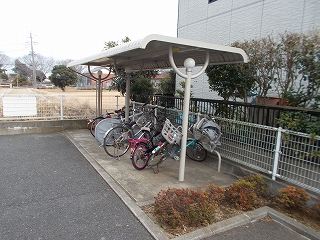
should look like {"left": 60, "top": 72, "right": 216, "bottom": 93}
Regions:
{"left": 172, "top": 206, "right": 320, "bottom": 240}
{"left": 64, "top": 130, "right": 320, "bottom": 240}
{"left": 268, "top": 208, "right": 320, "bottom": 240}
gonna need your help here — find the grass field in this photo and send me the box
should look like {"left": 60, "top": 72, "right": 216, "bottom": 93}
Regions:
{"left": 0, "top": 87, "right": 126, "bottom": 119}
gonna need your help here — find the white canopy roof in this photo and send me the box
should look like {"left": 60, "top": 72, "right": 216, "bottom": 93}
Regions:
{"left": 67, "top": 34, "right": 248, "bottom": 182}
{"left": 67, "top": 34, "right": 248, "bottom": 69}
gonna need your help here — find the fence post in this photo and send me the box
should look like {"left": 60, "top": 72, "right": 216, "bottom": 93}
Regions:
{"left": 60, "top": 95, "right": 63, "bottom": 120}
{"left": 197, "top": 112, "right": 201, "bottom": 122}
{"left": 115, "top": 95, "right": 120, "bottom": 110}
{"left": 272, "top": 127, "right": 282, "bottom": 180}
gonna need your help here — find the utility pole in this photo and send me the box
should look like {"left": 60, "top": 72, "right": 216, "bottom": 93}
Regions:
{"left": 30, "top": 33, "right": 37, "bottom": 88}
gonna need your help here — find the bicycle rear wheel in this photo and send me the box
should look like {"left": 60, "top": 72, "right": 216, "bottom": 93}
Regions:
{"left": 89, "top": 117, "right": 104, "bottom": 137}
{"left": 186, "top": 140, "right": 207, "bottom": 162}
{"left": 103, "top": 125, "right": 133, "bottom": 158}
{"left": 131, "top": 142, "right": 149, "bottom": 170}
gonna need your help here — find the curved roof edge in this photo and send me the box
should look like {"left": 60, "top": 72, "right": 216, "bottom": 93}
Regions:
{"left": 67, "top": 34, "right": 248, "bottom": 68}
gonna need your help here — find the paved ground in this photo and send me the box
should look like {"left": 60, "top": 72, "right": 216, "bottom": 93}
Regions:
{"left": 203, "top": 217, "right": 307, "bottom": 240}
{"left": 0, "top": 133, "right": 153, "bottom": 240}
{"left": 1, "top": 130, "right": 319, "bottom": 240}
{"left": 66, "top": 129, "right": 238, "bottom": 205}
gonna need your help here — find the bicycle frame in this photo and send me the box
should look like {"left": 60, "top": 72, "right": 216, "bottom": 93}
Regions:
{"left": 103, "top": 105, "right": 162, "bottom": 158}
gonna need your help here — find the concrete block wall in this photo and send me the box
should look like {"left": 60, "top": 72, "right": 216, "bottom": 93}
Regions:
{"left": 0, "top": 120, "right": 87, "bottom": 135}
{"left": 176, "top": 0, "right": 320, "bottom": 99}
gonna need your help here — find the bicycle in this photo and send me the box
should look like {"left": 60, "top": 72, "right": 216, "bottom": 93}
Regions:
{"left": 88, "top": 106, "right": 134, "bottom": 137}
{"left": 129, "top": 118, "right": 208, "bottom": 172}
{"left": 103, "top": 105, "right": 163, "bottom": 158}
{"left": 94, "top": 104, "right": 145, "bottom": 145}
{"left": 87, "top": 110, "right": 112, "bottom": 137}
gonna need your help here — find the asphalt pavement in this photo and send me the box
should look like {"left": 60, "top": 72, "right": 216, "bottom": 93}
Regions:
{"left": 0, "top": 133, "right": 153, "bottom": 239}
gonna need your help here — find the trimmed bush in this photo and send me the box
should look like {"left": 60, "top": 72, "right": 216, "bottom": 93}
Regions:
{"left": 313, "top": 197, "right": 320, "bottom": 220}
{"left": 277, "top": 186, "right": 310, "bottom": 209}
{"left": 226, "top": 174, "right": 269, "bottom": 211}
{"left": 154, "top": 187, "right": 216, "bottom": 229}
{"left": 243, "top": 174, "right": 269, "bottom": 198}
{"left": 205, "top": 183, "right": 226, "bottom": 204}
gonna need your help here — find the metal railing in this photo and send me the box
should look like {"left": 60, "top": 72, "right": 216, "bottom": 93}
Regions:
{"left": 134, "top": 102, "right": 320, "bottom": 195}
{"left": 150, "top": 95, "right": 320, "bottom": 127}
{"left": 0, "top": 94, "right": 125, "bottom": 121}
{"left": 215, "top": 117, "right": 320, "bottom": 194}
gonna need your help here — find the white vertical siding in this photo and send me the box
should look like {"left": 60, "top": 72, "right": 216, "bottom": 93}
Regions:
{"left": 177, "top": 0, "right": 320, "bottom": 99}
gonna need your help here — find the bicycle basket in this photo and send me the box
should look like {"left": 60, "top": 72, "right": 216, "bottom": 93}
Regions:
{"left": 193, "top": 118, "right": 221, "bottom": 141}
{"left": 192, "top": 118, "right": 222, "bottom": 152}
{"left": 161, "top": 119, "right": 182, "bottom": 144}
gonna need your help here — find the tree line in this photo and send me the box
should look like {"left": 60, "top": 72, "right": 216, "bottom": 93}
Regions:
{"left": 206, "top": 30, "right": 320, "bottom": 109}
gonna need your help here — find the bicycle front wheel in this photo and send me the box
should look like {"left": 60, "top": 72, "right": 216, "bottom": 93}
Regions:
{"left": 131, "top": 142, "right": 149, "bottom": 170}
{"left": 103, "top": 125, "right": 133, "bottom": 158}
{"left": 186, "top": 140, "right": 207, "bottom": 162}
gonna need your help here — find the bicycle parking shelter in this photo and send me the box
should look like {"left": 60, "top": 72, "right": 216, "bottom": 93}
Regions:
{"left": 67, "top": 34, "right": 248, "bottom": 181}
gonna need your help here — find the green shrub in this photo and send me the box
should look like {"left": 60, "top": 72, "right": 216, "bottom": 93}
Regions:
{"left": 277, "top": 186, "right": 310, "bottom": 209}
{"left": 154, "top": 187, "right": 216, "bottom": 229}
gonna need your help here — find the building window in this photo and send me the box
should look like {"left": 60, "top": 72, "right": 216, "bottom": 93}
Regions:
{"left": 208, "top": 0, "right": 217, "bottom": 3}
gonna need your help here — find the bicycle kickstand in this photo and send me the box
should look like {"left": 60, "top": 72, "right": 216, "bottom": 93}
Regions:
{"left": 150, "top": 165, "right": 160, "bottom": 174}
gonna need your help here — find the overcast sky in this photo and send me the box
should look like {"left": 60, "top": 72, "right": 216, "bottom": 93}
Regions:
{"left": 1, "top": 0, "right": 179, "bottom": 61}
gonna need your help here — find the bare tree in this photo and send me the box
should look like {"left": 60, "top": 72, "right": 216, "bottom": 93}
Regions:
{"left": 13, "top": 59, "right": 46, "bottom": 82}
{"left": 19, "top": 53, "right": 56, "bottom": 79}
{"left": 0, "top": 53, "right": 12, "bottom": 71}
{"left": 37, "top": 55, "right": 55, "bottom": 77}
{"left": 252, "top": 36, "right": 280, "bottom": 104}
{"left": 275, "top": 31, "right": 320, "bottom": 107}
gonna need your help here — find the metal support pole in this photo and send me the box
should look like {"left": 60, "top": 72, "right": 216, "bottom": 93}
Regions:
{"left": 125, "top": 67, "right": 133, "bottom": 122}
{"left": 125, "top": 76, "right": 130, "bottom": 121}
{"left": 97, "top": 70, "right": 102, "bottom": 117}
{"left": 179, "top": 62, "right": 193, "bottom": 181}
{"left": 168, "top": 46, "right": 209, "bottom": 181}
{"left": 100, "top": 80, "right": 103, "bottom": 114}
{"left": 96, "top": 81, "right": 98, "bottom": 116}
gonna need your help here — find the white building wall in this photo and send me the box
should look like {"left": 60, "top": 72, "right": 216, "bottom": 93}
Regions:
{"left": 176, "top": 0, "right": 320, "bottom": 99}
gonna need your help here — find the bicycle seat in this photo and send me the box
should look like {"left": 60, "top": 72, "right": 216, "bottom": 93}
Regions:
{"left": 124, "top": 121, "right": 136, "bottom": 128}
